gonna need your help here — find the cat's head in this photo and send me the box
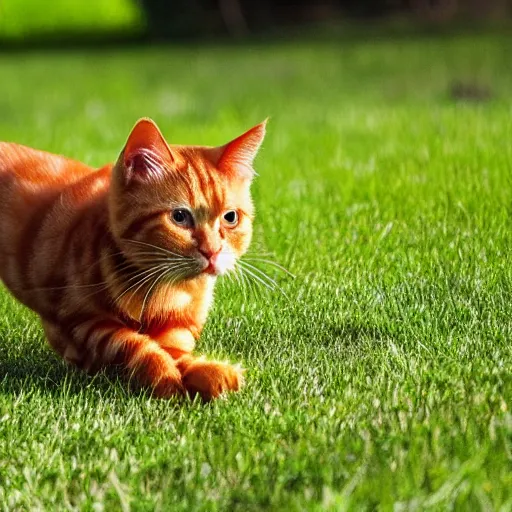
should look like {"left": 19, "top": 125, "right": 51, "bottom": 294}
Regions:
{"left": 109, "top": 118, "right": 266, "bottom": 281}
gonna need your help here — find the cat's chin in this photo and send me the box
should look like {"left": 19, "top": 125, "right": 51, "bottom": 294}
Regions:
{"left": 199, "top": 263, "right": 224, "bottom": 277}
{"left": 201, "top": 260, "right": 235, "bottom": 277}
{"left": 194, "top": 267, "right": 231, "bottom": 279}
{"left": 203, "top": 263, "right": 217, "bottom": 276}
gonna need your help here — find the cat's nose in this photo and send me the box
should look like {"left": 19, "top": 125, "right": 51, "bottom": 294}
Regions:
{"left": 199, "top": 247, "right": 221, "bottom": 274}
{"left": 199, "top": 247, "right": 221, "bottom": 263}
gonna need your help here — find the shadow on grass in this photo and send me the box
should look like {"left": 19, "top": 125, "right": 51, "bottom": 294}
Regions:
{"left": 330, "top": 321, "right": 388, "bottom": 343}
{"left": 0, "top": 339, "right": 128, "bottom": 398}
{"left": 301, "top": 320, "right": 390, "bottom": 350}
{"left": 0, "top": 335, "right": 195, "bottom": 407}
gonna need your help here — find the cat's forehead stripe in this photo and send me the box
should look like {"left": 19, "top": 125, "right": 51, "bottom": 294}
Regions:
{"left": 185, "top": 162, "right": 225, "bottom": 213}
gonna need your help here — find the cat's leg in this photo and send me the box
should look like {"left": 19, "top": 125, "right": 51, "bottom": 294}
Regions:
{"left": 153, "top": 327, "right": 196, "bottom": 360}
{"left": 154, "top": 327, "right": 244, "bottom": 401}
{"left": 42, "top": 319, "right": 184, "bottom": 398}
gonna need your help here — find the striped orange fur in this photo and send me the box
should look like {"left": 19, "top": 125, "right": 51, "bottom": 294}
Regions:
{"left": 0, "top": 118, "right": 266, "bottom": 400}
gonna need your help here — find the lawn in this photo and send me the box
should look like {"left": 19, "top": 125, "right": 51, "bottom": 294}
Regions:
{"left": 0, "top": 30, "right": 511, "bottom": 510}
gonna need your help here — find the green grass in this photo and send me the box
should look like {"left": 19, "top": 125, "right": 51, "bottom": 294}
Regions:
{"left": 1, "top": 31, "right": 512, "bottom": 510}
{"left": 0, "top": 0, "right": 143, "bottom": 40}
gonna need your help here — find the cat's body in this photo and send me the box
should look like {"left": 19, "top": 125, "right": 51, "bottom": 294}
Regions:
{"left": 0, "top": 119, "right": 266, "bottom": 400}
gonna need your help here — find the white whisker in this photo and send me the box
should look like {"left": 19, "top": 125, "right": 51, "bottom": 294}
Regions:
{"left": 238, "top": 264, "right": 275, "bottom": 293}
{"left": 122, "top": 239, "right": 188, "bottom": 260}
{"left": 138, "top": 260, "right": 196, "bottom": 320}
{"left": 242, "top": 257, "right": 295, "bottom": 278}
{"left": 114, "top": 264, "right": 170, "bottom": 308}
{"left": 238, "top": 260, "right": 290, "bottom": 300}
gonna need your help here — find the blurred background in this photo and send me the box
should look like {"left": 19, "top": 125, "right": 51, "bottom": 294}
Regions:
{"left": 0, "top": 0, "right": 511, "bottom": 45}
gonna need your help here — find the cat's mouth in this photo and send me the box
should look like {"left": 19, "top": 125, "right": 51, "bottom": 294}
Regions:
{"left": 198, "top": 251, "right": 236, "bottom": 277}
{"left": 200, "top": 258, "right": 223, "bottom": 277}
{"left": 203, "top": 262, "right": 217, "bottom": 275}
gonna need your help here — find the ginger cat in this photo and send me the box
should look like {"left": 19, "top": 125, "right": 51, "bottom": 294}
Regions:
{"left": 0, "top": 118, "right": 266, "bottom": 400}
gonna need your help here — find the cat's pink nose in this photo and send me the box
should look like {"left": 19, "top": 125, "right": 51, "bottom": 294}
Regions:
{"left": 199, "top": 247, "right": 219, "bottom": 260}
{"left": 199, "top": 248, "right": 221, "bottom": 270}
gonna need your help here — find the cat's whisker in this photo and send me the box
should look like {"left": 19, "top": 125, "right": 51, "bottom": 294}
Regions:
{"left": 121, "top": 239, "right": 188, "bottom": 260}
{"left": 238, "top": 264, "right": 275, "bottom": 294}
{"left": 19, "top": 261, "right": 150, "bottom": 294}
{"left": 114, "top": 264, "right": 171, "bottom": 308}
{"left": 242, "top": 257, "right": 295, "bottom": 278}
{"left": 238, "top": 260, "right": 277, "bottom": 286}
{"left": 240, "top": 268, "right": 265, "bottom": 298}
{"left": 233, "top": 264, "right": 249, "bottom": 304}
{"left": 90, "top": 246, "right": 189, "bottom": 276}
{"left": 78, "top": 261, "right": 174, "bottom": 302}
{"left": 138, "top": 261, "right": 194, "bottom": 318}
{"left": 120, "top": 257, "right": 189, "bottom": 270}
{"left": 222, "top": 267, "right": 237, "bottom": 293}
{"left": 46, "top": 256, "right": 187, "bottom": 296}
{"left": 160, "top": 261, "right": 195, "bottom": 285}
{"left": 139, "top": 265, "right": 175, "bottom": 320}
{"left": 124, "top": 252, "right": 186, "bottom": 262}
{"left": 227, "top": 269, "right": 236, "bottom": 287}
{"left": 136, "top": 260, "right": 196, "bottom": 319}
{"left": 113, "top": 243, "right": 195, "bottom": 274}
{"left": 135, "top": 258, "right": 193, "bottom": 289}
{"left": 123, "top": 241, "right": 175, "bottom": 258}
{"left": 115, "top": 261, "right": 171, "bottom": 285}
{"left": 245, "top": 268, "right": 267, "bottom": 297}
{"left": 238, "top": 262, "right": 253, "bottom": 292}
{"left": 120, "top": 269, "right": 172, "bottom": 314}
{"left": 238, "top": 260, "right": 290, "bottom": 300}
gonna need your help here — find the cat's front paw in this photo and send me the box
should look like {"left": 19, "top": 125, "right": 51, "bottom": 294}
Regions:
{"left": 181, "top": 358, "right": 244, "bottom": 401}
{"left": 152, "top": 374, "right": 186, "bottom": 399}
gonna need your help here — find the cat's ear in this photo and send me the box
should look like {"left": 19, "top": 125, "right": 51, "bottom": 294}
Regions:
{"left": 208, "top": 120, "right": 267, "bottom": 179}
{"left": 121, "top": 118, "right": 173, "bottom": 182}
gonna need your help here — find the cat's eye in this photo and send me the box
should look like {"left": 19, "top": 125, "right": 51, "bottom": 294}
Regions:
{"left": 223, "top": 210, "right": 239, "bottom": 227}
{"left": 171, "top": 209, "right": 194, "bottom": 228}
